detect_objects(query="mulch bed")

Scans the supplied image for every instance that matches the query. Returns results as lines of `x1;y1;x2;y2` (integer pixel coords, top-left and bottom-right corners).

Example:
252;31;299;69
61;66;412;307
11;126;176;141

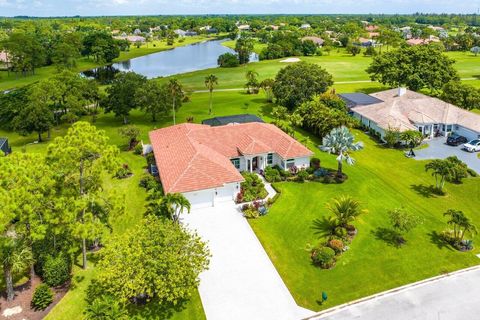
0;276;69;320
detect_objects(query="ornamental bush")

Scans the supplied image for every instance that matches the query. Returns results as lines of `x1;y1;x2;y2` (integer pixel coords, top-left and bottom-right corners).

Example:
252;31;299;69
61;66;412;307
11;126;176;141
297;169;309;182
31;284;54;310
311;246;336;269
43;254;71;287
240;172;268;202
264;166;282;183
328;239;345;254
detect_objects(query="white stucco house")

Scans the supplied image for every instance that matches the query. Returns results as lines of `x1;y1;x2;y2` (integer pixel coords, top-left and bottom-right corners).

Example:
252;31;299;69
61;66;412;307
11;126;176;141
348;88;480;141
149;122;313;209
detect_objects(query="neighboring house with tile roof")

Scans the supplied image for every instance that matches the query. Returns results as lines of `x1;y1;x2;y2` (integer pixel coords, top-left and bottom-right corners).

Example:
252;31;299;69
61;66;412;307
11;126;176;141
301;36;324;46
351;88;480;141
149;122;313;208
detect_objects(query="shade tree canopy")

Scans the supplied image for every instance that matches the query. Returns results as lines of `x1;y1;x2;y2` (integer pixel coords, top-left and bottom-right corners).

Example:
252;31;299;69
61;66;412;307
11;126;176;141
272;62;333;110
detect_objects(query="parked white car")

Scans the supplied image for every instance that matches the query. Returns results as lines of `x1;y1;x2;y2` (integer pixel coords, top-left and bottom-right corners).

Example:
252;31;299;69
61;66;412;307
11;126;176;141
463;139;480;152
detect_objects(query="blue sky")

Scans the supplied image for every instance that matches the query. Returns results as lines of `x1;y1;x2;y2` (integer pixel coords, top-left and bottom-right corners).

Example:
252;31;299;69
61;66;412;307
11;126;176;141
1;0;480;17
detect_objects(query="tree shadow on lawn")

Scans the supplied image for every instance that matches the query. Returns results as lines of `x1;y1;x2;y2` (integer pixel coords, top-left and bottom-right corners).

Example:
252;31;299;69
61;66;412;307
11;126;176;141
410;184;440;198
428;231;454;251
127;298;191;320
371;227;403;249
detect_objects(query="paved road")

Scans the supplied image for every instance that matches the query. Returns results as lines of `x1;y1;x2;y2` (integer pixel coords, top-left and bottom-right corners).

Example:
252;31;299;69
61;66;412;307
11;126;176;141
182;202;313;320
414;138;480;173
313;267;480;320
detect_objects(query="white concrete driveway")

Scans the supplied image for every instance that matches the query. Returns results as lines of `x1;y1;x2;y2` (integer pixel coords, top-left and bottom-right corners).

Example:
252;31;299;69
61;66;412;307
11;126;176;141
182;201;314;320
312;266;480;320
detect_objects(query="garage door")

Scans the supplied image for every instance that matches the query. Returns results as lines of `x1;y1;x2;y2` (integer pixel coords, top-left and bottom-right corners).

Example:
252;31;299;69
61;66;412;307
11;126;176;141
215;185;235;203
184;190;214;209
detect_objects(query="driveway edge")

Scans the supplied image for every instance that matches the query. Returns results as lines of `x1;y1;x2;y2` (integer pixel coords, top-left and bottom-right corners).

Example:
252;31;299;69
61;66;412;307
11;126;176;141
303;264;480;320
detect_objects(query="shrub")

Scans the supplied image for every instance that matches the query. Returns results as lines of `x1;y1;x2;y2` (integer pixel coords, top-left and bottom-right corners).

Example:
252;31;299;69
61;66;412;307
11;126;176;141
115;164;132;179
311;246;336;269
43;254;71;287
243;207;260;219
310;157;321;169
296;169;309;182
139;174;160;191
467;168;478;177
84;295;128;320
240;172;268;202
264;166;282;183
133;143;143;155
217;52;240;67
328;239;344;254
31;284;54;311
384;127;401;148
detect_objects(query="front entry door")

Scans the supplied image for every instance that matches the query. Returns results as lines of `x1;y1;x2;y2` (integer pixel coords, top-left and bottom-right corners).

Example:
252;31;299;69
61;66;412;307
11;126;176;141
252;157;258;170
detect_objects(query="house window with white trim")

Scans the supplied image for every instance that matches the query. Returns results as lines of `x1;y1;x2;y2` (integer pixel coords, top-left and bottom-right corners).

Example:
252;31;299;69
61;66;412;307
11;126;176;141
231;158;240;170
267;153;273;165
286;159;295;169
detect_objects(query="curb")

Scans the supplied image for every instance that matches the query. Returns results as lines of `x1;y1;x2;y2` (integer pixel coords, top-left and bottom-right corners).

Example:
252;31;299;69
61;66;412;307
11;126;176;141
302;264;480;320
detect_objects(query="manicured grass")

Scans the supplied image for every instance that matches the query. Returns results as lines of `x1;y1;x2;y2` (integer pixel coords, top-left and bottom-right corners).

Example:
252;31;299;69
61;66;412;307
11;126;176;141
249;130;480;311
165;49;480;92
0;35;214;91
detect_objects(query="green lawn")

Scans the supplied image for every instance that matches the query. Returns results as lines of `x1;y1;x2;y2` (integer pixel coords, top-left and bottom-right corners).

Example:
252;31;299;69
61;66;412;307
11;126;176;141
0;35;214;91
164;49;480;92
249;130;480;311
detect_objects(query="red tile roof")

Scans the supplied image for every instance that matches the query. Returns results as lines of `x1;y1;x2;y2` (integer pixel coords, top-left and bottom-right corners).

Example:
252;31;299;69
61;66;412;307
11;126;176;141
149;122;313;193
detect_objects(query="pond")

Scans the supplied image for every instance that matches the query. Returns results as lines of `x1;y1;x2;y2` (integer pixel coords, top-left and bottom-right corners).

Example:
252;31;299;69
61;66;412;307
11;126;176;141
82;39;258;83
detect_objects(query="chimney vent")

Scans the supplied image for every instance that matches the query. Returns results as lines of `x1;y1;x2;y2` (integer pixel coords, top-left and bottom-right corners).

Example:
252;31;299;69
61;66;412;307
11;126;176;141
398;87;407;96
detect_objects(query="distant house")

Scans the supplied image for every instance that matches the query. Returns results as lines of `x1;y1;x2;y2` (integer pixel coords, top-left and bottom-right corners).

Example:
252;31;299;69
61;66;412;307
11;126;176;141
0;138;11;155
356;37;375;47
202;114;264;126
0;51;9;63
174;29;187;37
429;26;448;38
350;88;480;141
114;35;146;43
365;25;379;32
237;24;251;31
399;26;412;39
301;36;324;46
406;36;440;46
185;31;198;36
133;28;142;35
300;23;311;29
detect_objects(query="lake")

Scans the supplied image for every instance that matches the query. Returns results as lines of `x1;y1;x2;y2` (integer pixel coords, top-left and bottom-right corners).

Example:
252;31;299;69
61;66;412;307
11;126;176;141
82;39;258;82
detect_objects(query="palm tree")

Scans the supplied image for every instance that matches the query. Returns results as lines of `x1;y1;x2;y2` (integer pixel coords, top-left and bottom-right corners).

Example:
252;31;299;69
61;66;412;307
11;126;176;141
0;237;33;301
320;126;363;176
166;79;184;125
204;74;218;115
326;195;366;229
425;159;453;191
245;70;259;94
260;78;275;102
459;216;477;242
164;193;191;224
146;192;191;224
444;209;477;243
444;209;464;241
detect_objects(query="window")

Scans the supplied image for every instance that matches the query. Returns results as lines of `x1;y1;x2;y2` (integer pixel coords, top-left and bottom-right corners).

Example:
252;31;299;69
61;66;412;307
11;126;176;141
418;126;423;134
231;158;240;170
447;125;453;132
286;159;295;169
267;153;273;165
